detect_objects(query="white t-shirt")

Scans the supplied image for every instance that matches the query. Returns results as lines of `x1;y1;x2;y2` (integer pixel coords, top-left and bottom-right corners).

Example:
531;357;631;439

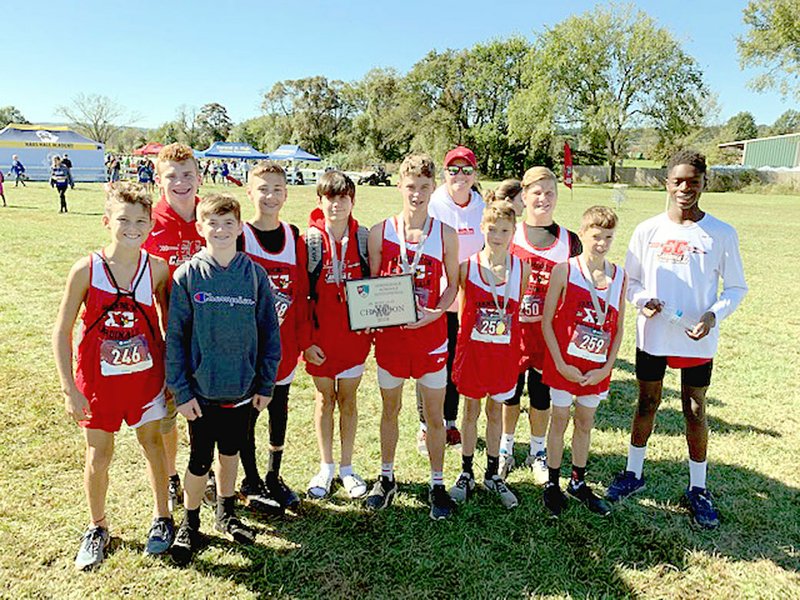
625;211;748;358
429;185;485;312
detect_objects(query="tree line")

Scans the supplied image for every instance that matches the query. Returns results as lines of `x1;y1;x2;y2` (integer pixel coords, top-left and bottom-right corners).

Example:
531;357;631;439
2;1;798;178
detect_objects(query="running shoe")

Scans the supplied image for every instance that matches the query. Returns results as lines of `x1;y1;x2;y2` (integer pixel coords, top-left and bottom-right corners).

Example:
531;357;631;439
449;471;476;503
543;482;568;518
144;517;175;555
567;480;611;516
364;476;398;512
75;525;110;571
265;473;301;510
483;475;519;509
215;514;256;545
429;484;456;520
605;471;646;503
525;450;549;485
239;479;283;515
681;487;720;530
171;522;201;566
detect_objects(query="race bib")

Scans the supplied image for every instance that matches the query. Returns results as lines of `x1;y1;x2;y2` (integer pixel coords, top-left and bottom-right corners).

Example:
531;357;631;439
414;286;430;309
471;308;512;345
273;290;293;327
100;334;153;376
519;293;543;323
566;324;610;363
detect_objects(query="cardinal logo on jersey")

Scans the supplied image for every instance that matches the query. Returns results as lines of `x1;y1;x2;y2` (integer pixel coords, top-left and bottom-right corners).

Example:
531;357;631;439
103;310;135;329
650;240;706;264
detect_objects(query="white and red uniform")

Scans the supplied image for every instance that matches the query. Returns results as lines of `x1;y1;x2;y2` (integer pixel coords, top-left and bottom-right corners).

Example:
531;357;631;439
453;253;524;399
625;212;748;360
142;196;204;279
242;221;311;384
543;258;626;396
374;216;448;379
511;224;573;372
75;250;166;433
304;208;371;379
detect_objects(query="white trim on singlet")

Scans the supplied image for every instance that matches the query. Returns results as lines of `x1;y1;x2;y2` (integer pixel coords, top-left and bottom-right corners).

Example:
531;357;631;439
512;223;571;263
384;216;444;261
241;221;297;265
90;249;153;305
566;257;625;312
467;254;523;302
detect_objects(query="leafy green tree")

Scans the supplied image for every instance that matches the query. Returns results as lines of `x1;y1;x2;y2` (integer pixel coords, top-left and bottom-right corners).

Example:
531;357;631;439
195;102;233;147
738;0;800;100
725;111;759;141
0;106;28;128
511;4;706;181
769;109;800;135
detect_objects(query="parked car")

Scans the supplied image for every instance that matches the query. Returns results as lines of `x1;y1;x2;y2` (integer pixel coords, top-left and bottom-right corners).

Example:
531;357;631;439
358;165;391;186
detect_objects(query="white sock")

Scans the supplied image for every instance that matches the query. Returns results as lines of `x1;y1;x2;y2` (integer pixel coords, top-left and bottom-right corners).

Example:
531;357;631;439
339;464;353;478
445;420;456;429
500;433;515;456
689;459;707;489
431;470;444;487
320;462;335;478
530;435;545;456
419;423;428;433
626;444;647;479
381;462;394;480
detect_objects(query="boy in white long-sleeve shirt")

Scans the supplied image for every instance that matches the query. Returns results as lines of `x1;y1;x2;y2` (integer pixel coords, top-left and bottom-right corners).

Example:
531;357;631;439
606;149;747;529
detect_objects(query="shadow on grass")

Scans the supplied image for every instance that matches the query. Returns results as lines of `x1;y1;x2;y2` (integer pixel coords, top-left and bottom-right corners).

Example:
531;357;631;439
173;456;800;598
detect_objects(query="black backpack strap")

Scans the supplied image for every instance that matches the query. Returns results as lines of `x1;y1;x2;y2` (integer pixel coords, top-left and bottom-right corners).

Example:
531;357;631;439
306;228;324;303
355;225;370;278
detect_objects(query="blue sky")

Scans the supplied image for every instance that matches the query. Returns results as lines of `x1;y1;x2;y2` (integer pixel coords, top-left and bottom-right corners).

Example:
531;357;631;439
2;0;794;129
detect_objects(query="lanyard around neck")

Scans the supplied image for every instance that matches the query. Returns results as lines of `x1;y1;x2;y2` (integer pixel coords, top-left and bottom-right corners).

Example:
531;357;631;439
396;216;431;276
483;252;512;316
577;257;611;327
325;225;349;286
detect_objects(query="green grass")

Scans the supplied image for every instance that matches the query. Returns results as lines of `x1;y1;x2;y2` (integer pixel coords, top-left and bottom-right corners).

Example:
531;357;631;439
1;181;798;598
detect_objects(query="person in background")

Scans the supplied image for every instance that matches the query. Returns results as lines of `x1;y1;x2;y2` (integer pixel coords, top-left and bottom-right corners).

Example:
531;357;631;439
10;155;26;187
51;156;74;213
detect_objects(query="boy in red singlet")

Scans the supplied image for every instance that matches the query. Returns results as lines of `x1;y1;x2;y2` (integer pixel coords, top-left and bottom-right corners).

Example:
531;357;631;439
450;200;530;510
500;167;582;484
541;206;626;518
142;143;205;511
364;154;460;520
303;171;372;501
53;182;173;570
236;161;308;512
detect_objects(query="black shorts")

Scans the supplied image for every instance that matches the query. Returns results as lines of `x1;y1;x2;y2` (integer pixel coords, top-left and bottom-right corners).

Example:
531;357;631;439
504;368;551;410
187;402;251;476
635;348;713;388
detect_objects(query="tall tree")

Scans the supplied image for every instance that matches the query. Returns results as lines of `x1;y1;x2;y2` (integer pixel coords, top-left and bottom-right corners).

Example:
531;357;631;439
769;109;800;135
195;103;233;146
56;93;130;144
0;106;28;128
510;5;707;181
725;111;759;141
738;0;800;100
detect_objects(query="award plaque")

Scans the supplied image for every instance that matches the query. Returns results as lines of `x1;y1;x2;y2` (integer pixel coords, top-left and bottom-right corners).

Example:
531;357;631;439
345;274;418;331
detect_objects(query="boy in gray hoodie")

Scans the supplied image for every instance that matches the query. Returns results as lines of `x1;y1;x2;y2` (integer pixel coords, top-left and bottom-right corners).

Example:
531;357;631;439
166;193;281;565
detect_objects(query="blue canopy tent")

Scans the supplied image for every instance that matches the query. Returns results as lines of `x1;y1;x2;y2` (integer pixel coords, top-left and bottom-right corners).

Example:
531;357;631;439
0;124;105;182
198;142;271;159
267;145;321;162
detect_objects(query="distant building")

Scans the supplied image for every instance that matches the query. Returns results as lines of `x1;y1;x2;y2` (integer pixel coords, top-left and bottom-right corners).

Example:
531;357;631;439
718;133;800;169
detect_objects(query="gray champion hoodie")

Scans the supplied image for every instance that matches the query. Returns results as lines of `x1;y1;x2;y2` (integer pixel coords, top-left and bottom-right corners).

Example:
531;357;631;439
166;248;281;406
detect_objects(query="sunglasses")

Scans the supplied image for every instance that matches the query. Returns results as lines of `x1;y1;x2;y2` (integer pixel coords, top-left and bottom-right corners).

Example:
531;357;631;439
446;165;475;176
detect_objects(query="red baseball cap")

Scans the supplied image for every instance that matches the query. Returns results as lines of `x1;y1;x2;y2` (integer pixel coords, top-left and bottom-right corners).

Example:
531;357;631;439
443;146;477;169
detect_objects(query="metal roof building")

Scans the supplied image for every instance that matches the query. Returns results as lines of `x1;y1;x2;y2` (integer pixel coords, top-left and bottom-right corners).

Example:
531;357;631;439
718;133;800;168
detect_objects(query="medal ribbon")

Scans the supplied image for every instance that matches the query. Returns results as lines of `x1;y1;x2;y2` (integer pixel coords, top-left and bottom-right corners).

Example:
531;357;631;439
577;257;610;327
485;253;512;317
396;216;431;276
325;225;349;287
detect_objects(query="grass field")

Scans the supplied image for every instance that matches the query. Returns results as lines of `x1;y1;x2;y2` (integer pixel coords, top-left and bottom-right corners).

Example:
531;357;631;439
0;180;798;599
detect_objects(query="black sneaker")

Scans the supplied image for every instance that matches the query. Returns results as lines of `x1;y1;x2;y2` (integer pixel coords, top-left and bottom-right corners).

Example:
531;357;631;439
265;473;301;511
681;487;720;530
171;523;201;566
429;484;456;521
605;470;645;503
543;482;568;518
567;480;611;517
215;514;256;545
203;471;217;508
168;476;183;512
239;479;283;516
364;476;397;512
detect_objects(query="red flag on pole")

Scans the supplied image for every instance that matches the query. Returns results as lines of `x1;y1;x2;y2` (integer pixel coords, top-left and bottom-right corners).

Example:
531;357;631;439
563;142;573;189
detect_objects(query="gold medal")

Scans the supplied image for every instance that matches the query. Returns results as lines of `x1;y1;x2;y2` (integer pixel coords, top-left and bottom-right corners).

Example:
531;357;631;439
495;320;506;335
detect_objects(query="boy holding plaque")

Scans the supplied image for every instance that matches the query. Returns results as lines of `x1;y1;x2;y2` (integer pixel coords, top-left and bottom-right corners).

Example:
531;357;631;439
365;154;460;520
449;200;530;510
540;206;626;518
303;171;372;501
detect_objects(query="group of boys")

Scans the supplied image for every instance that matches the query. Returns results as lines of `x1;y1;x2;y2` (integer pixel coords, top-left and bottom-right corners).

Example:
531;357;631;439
53;142;746;572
